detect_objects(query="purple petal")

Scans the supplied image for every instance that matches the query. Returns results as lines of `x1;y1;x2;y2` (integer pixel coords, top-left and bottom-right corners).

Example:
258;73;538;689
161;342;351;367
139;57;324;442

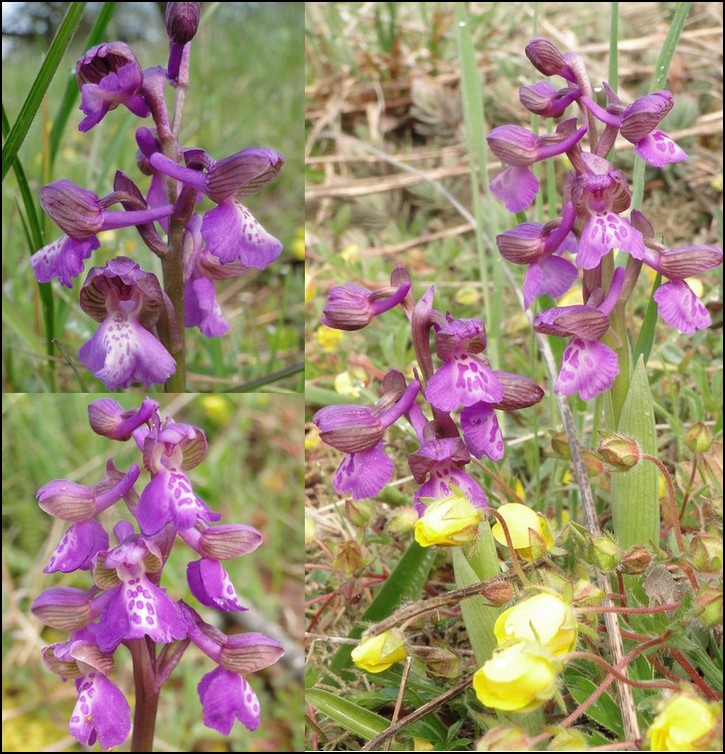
184;274;230;337
654;280;711;334
490;166;540;212
78;314;176;391
524;255;579;310
198;667;260;735
635;131;688;167
31;235;100;288
333;442;394;500
187;558;247;612
70;672;131;749
44;520;109;574
578;213;645;269
413;466;487;515
97;576;187;652
136;469;217;535
461;403;504;461
556;338;619;401
425;356;504;412
201;198;281;268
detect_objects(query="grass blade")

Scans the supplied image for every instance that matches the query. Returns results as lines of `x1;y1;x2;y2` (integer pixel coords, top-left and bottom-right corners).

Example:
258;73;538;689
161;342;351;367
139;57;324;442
225;362;304;392
2;2;87;180
632;273;662;366
49;2;118;166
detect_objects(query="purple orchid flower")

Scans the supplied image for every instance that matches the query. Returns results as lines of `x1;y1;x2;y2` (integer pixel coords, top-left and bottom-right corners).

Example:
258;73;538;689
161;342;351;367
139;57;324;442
78;257;176;390
76;42;150;132
314;377;421;499
425;318;504;412
409;438;487;514
198;667;262;734
496;202;579;309
150;148;284;268
134;414;219;534
165;3;200;82
534;267;625;400
322;267;412;331
187;558;247;612
487;120;587;211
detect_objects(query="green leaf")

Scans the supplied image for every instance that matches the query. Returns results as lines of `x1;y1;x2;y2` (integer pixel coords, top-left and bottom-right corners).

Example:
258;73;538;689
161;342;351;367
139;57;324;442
565;671;624;739
49;3;118;166
632;273;662;367
610;357;659;549
452;529;501;666
2;2;87;180
306;688;442;744
306;689;387;741
329;541;436;679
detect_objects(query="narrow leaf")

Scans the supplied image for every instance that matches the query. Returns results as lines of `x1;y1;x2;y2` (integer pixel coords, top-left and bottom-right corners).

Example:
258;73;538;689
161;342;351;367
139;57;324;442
632;273;662;366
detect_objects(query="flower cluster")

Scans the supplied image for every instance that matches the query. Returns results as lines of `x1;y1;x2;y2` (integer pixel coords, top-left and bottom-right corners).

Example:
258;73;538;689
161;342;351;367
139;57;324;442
473;592;577;712
312;267;544;542
30;3;284;390
32;398;283;750
489;37;722;401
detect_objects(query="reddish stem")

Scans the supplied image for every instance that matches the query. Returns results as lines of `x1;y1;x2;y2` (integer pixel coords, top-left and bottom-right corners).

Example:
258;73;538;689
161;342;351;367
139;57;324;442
578;602;680;615
642;453;684;554
668;649;722;701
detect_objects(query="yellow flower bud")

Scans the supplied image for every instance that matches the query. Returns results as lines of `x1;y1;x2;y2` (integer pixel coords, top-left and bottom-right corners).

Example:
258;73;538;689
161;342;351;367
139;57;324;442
351;629;407;674
648;694;721;752
473;642;557;712
414;494;482;548
491;503;554;561
494;592;578;657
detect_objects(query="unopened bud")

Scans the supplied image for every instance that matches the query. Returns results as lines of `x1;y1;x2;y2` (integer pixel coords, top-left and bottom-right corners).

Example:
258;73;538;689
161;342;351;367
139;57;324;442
423;647;461;679
572;579;604;606
525;38;569;78
692;587;723;628
165;2;200;45
477;726;531;751
332;540;365;577
620;545;653;575
684;422;713;454
345;499;373;527
588;535;621;571
597;431;641;470
689;534;723;573
480;579;515;606
387;506;419;536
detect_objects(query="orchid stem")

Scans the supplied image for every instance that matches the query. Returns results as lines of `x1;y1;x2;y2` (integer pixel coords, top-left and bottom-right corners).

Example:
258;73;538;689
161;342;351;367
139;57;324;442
128;638;160;752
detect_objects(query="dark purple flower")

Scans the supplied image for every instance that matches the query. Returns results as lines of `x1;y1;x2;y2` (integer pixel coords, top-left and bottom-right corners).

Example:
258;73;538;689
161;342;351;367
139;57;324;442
570;153;645;269
314;379;421;454
78;257;176;390
180;522;263;560
425;319;504;411
322;267;412;331
488;121;586;211
409;438;487;514
44;520;110;574
76;42;150;132
198;667;261;734
653;280;712;334
37;462;140;522
497;202;579;309
96;545;187;652
88;397;159;441
187;558;247;612
525;38;576;81
619;91;687;167
30;235;100;288
534;267;624;400
39;179;174;241
70;671;131;749
519;81;580;117
332;441;395;500
165;2;200;81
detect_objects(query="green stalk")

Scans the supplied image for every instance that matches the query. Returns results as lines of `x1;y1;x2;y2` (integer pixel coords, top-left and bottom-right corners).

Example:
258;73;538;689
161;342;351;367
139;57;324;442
608;3;619;90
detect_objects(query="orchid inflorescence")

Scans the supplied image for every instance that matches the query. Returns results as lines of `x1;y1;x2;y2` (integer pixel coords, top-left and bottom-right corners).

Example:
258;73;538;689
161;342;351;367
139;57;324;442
31;397;283;750
30;2;284;390
488;37;722;401
313;265;544;546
